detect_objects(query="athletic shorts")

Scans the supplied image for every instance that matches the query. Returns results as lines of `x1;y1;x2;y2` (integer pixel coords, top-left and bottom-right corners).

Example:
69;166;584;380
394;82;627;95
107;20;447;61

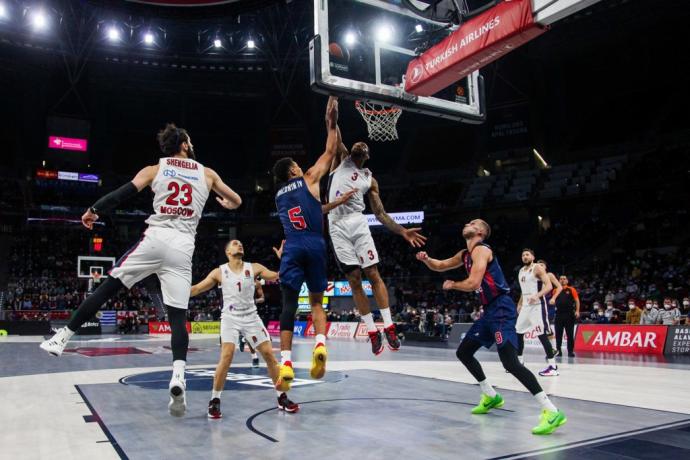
515;298;551;335
109;228;192;310
464;295;518;350
279;234;328;293
220;313;270;347
329;213;379;269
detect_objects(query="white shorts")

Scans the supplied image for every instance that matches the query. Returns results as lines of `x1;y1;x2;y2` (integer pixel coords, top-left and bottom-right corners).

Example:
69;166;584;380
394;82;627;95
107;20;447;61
329;213;379;269
516;299;551;335
220;313;270;348
109;228;193;310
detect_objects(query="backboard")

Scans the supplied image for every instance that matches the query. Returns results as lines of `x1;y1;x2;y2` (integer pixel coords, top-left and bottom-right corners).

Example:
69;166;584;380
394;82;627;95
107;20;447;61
77;256;116;279
310;0;485;122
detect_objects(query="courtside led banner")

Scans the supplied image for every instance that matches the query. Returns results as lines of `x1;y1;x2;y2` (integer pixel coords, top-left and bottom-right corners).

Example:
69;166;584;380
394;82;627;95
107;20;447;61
365;211;424;227
299;280;373;297
148;321;192;334
574;325;668;355
404;0;547;96
48;136;88;152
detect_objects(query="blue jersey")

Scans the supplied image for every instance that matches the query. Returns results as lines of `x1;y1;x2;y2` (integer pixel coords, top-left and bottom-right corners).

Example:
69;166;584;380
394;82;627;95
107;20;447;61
463;243;511;306
275;178;323;237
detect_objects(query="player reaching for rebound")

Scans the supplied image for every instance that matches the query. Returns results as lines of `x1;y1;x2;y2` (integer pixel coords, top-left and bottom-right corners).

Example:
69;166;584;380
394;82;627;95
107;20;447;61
190;239;299;417
40;124;242;417
270;96;340;387
416;219;566;435
326;125;426;355
516;249;558;376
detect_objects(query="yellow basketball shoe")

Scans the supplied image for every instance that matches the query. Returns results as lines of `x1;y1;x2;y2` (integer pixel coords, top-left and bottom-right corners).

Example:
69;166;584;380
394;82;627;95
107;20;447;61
275;362;294;392
310;344;328;379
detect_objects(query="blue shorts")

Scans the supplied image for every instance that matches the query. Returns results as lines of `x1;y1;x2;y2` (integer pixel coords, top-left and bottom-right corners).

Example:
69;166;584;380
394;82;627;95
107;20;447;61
279;234;328;293
464;295;518;350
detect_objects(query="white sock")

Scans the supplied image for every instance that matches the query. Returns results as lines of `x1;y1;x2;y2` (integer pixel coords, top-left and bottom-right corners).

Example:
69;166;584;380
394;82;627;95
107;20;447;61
479;380;497;398
380;308;393;328
534;391;557;412
280;350;292;364
547;358;556;367
362;313;377;332
251;353;258;360
315;334;326;346
172;360;186;380
212;390;222;399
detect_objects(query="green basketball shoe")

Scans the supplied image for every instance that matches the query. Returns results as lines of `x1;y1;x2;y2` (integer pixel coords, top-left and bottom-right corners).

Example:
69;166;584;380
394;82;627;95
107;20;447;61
471;393;505;414
532;409;567;435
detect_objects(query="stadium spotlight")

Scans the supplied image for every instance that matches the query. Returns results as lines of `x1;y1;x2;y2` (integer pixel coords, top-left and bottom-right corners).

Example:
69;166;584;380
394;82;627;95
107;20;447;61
375;23;393;43
247;39;255;49
107;27;120;42
213;38;222;48
144;32;154;45
344;31;356;46
0;4;7;19
533;148;550;169
415;24;423;33
30;9;48;31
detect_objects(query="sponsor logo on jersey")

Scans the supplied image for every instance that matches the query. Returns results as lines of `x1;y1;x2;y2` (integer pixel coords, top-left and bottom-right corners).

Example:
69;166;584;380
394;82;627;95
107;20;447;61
163;169;177;177
178;173;199;181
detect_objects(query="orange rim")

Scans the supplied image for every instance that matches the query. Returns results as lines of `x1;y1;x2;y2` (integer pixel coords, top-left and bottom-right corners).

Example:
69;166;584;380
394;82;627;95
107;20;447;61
355;100;401;116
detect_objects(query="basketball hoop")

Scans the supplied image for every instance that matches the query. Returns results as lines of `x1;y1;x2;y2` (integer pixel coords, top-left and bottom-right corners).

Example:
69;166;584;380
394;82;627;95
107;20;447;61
355;100;402;142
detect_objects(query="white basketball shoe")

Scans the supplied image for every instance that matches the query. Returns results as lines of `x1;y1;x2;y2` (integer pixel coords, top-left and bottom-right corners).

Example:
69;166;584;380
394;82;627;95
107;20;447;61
168;374;187;417
39;327;73;356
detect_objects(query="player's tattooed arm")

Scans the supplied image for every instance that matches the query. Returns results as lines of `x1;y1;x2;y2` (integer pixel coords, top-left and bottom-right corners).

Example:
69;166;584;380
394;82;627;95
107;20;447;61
190;268;222;297
329;125;350;173
306;96;340;186
442;246;491;292
321;188;358;214
416;250;464;272
252;263;279;282
369;178;426;247
207;167;242;210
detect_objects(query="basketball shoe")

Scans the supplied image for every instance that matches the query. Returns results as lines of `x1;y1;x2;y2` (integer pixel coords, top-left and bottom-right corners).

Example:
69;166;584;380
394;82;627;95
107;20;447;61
384;324;401;351
310;343;328;379
277;393;299;413
368;330;384;355
168;375;187;417
471;393;504;415
40;327;73;357
275;362;294;392
532;409;567;435
207;398;222;419
252;356;260;368
538;365;559;377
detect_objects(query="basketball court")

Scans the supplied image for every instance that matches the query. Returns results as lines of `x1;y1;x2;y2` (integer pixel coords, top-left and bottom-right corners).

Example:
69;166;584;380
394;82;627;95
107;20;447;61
1;335;689;459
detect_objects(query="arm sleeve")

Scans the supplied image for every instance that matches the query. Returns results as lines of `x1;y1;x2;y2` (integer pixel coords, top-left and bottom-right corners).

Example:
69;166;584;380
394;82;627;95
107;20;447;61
91;182;139;214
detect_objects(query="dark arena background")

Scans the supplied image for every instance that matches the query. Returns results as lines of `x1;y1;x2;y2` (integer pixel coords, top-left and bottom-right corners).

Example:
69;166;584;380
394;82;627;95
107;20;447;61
1;1;690;459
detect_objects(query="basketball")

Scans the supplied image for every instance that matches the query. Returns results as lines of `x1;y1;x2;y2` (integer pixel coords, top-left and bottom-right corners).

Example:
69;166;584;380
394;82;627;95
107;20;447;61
328;42;349;62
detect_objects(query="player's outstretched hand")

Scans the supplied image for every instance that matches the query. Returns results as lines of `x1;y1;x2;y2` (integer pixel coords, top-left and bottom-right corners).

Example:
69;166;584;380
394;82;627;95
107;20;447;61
415;251;429;261
402;227;427;248
442;280;456;291
335;188;358;206
81;208;99;230
272;240;285;260
326;97;339;126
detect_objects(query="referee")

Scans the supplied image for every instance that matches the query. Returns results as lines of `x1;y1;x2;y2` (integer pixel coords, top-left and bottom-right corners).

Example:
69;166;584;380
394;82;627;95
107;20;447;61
554;275;579;358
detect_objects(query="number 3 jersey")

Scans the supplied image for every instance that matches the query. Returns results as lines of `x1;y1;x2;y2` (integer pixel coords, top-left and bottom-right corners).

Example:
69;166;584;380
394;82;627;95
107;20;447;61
145;157;210;253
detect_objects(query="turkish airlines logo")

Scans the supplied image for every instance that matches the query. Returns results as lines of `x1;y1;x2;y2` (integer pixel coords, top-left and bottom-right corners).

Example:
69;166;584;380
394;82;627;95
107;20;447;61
410;65;424;84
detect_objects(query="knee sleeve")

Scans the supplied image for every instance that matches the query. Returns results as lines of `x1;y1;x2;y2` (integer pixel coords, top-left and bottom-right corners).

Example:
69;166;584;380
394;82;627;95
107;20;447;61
498;344;543;395
280;286;299;331
455;339;485;382
167;305;188;362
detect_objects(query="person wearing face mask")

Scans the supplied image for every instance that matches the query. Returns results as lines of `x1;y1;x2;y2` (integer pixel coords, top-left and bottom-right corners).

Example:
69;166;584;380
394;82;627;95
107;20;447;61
683;298;690;314
640;300;659;325
604;302;615;320
595;308;609;324
624;300;642;325
657;298;680;325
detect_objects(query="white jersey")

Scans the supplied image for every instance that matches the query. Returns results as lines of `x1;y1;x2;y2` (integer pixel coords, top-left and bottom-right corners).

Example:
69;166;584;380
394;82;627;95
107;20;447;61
219;262;256;317
145;157;209;251
328;157;373;219
519;264;542;304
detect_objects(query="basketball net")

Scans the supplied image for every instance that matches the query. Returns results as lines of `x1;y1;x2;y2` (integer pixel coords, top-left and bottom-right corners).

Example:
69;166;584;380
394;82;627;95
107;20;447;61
355;100;402;142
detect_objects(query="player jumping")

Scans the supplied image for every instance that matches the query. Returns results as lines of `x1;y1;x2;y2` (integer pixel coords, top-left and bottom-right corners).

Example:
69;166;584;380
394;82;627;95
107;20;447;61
416;219;566;435
190;239;300;417
326;126;426;355
270;96;340;387
40;124;242;417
